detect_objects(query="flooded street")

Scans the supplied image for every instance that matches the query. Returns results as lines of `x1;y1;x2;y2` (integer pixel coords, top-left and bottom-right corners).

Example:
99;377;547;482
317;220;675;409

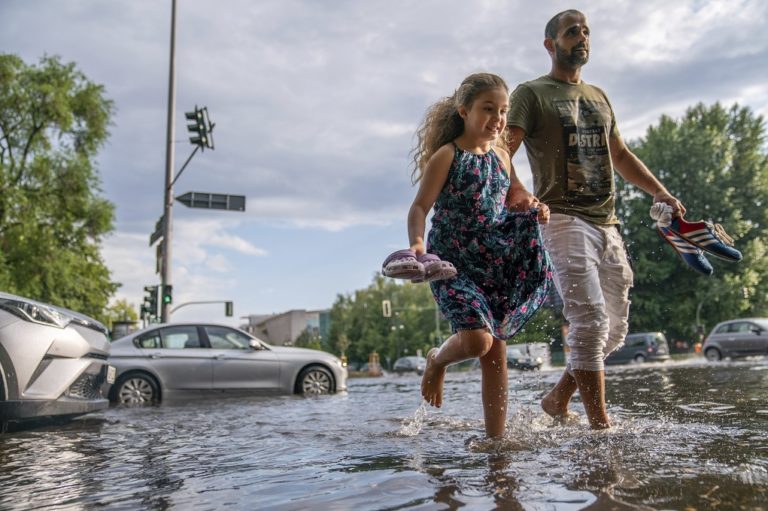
1;357;766;510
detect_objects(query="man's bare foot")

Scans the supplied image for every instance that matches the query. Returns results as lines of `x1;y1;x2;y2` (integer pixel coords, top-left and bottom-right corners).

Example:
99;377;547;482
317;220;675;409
541;391;571;421
587;416;611;430
421;348;446;408
541;391;568;417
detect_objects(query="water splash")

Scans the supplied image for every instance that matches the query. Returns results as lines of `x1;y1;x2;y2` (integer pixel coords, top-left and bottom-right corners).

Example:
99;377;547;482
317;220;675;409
398;402;428;436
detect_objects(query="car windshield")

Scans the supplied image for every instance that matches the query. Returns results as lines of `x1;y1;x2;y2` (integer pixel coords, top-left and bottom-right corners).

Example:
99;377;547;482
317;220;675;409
753;319;768;330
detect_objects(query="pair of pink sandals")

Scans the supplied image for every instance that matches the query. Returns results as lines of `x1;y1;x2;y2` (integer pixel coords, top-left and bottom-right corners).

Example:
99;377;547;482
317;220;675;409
381;249;457;283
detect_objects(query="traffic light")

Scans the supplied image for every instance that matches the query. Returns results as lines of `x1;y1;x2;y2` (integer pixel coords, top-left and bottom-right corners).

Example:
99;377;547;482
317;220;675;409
185;106;214;151
143;285;158;319
162;284;173;305
225;301;233;317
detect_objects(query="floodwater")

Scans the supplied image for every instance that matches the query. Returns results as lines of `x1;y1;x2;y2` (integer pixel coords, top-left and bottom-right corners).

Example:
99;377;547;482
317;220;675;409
1;358;766;510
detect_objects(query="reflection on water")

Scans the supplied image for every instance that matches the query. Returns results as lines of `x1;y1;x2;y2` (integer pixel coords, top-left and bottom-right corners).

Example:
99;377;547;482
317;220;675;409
0;357;766;510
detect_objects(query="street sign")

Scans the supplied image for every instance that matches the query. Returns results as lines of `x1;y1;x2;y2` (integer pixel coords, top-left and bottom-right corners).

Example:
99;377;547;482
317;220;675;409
149;215;166;246
176;192;246;211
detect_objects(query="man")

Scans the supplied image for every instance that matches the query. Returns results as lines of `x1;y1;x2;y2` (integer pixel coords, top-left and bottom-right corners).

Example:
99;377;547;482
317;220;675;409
505;9;685;428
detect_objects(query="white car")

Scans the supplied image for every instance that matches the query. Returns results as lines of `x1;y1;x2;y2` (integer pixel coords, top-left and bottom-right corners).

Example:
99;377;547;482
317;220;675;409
0;292;114;432
107;323;348;404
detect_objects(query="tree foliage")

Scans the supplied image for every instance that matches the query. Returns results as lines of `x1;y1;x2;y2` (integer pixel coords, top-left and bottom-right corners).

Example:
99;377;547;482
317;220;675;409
0;54;118;321
617;103;768;341
325;275;445;368
103;299;139;331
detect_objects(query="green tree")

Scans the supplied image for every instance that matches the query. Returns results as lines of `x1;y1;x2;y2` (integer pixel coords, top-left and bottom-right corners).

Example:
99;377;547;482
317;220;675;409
294;328;323;351
0;54;118;321
327;274;449;369
103;299;138;331
617;103;768;341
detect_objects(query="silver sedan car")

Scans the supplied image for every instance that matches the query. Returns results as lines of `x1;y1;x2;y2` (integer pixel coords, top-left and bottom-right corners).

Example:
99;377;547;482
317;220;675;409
703;318;768;361
108;323;348;404
0;292;114;431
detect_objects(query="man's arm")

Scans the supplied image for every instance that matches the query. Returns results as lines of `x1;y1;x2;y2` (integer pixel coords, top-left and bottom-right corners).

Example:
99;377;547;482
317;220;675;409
505;126;539;211
609;134;686;217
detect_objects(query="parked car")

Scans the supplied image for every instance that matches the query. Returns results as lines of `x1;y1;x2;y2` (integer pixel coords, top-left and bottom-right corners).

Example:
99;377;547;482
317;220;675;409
393;356;427;375
702;318;768;361
506;347;543;371
604;332;671;365
107;323;348;404
0;292;114;431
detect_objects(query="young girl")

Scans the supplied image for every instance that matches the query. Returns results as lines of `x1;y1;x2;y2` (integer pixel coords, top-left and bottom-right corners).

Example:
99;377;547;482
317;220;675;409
406;73;552;438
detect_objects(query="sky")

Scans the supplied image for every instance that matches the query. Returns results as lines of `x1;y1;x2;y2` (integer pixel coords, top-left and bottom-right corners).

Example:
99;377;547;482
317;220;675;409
1;0;767;327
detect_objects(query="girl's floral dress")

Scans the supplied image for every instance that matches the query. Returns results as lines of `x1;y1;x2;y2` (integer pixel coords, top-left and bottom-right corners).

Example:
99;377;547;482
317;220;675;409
427;144;553;339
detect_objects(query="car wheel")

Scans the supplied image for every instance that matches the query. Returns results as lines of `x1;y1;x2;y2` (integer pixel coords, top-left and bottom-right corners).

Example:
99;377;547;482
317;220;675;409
705;348;722;361
114;373;159;405
297;366;334;395
633;354;646;364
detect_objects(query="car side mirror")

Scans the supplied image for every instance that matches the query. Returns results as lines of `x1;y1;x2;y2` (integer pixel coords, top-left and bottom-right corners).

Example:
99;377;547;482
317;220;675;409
249;339;263;350
751;327;764;335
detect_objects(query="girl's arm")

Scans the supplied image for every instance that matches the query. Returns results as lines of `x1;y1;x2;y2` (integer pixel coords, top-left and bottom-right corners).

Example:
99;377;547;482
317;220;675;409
407;144;454;255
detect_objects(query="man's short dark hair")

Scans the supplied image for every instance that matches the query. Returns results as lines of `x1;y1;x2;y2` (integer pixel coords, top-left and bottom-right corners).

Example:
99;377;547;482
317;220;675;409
545;9;584;39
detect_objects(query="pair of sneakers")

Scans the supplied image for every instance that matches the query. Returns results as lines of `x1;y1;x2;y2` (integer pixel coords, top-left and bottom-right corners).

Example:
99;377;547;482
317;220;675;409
652;203;742;276
381;249;457;283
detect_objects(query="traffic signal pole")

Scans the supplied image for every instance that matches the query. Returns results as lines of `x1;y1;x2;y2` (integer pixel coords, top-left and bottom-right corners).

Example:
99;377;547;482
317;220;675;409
161;0;177;323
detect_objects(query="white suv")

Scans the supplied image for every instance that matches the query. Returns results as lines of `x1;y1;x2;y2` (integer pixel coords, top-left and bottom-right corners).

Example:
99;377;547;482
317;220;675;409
0;292;115;432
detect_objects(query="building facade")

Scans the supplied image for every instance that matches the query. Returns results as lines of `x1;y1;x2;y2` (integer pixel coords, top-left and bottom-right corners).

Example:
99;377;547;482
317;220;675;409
241;309;330;346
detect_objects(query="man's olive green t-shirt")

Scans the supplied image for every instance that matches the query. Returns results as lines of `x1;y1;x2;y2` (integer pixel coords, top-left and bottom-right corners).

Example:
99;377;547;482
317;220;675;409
508;75;620;225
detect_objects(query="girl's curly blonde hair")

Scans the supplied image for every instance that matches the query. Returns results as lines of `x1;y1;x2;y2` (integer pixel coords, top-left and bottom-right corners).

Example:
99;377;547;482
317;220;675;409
410;72;509;184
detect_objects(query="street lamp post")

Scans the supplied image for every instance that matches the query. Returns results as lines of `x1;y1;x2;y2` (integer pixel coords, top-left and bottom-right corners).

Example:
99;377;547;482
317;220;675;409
392;323;404;359
160;0;178;323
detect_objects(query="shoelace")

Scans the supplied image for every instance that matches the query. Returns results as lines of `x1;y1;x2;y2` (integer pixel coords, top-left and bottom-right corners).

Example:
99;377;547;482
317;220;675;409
709;222;735;246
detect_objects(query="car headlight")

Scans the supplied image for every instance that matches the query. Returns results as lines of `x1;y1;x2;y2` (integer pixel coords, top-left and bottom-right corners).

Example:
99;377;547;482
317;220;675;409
0;297;72;329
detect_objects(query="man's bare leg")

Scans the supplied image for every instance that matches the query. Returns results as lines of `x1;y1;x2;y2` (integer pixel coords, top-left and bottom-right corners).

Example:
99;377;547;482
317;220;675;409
572;369;611;429
421;329;493;408
479;338;508;438
541;369;577;419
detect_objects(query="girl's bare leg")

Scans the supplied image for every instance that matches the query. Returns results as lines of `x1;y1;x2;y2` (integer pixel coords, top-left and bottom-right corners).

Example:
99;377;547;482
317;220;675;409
421;329;493;408
479;338;508;438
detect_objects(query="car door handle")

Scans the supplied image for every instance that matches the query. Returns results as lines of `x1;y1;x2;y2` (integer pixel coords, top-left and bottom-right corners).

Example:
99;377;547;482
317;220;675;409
213;354;226;360
149;352;162;359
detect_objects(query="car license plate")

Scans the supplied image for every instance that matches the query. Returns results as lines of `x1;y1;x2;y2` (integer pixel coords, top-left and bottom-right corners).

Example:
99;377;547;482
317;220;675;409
106;365;116;384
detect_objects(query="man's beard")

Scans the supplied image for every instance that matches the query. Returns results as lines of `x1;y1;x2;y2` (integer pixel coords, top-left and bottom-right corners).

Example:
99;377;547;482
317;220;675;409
555;43;589;68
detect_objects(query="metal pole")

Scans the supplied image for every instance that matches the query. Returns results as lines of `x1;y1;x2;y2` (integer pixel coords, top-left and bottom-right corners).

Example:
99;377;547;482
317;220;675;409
161;0;177;323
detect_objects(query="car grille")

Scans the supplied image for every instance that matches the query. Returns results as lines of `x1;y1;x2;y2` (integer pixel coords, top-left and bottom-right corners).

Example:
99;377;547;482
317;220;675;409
67;370;106;400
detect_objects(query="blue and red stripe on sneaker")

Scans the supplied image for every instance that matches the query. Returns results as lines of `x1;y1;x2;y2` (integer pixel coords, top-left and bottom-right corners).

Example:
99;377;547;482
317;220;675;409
668;218;742;262
656;226;714;276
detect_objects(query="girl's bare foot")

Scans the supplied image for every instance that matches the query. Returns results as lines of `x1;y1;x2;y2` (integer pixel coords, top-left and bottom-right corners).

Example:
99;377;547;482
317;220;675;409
421;348;446;407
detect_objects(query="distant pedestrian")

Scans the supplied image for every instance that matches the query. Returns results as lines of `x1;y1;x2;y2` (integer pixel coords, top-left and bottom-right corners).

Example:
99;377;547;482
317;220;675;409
393;72;553;438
